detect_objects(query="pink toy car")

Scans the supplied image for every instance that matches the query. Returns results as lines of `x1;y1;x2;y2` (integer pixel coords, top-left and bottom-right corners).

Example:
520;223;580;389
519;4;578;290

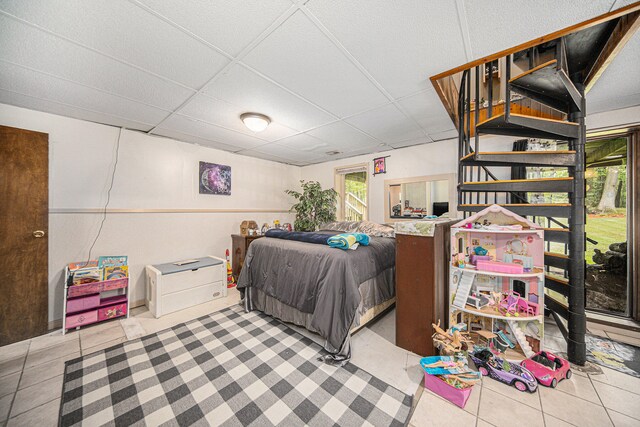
521;351;572;388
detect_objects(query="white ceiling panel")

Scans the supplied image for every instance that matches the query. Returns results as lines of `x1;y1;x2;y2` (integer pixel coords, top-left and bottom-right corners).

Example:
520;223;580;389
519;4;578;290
150;127;243;153
305;120;380;150
588;32;640;113
0;61;170;126
135;0;293;57
156;115;267;151
0;0;229;89
245;142;325;163
242;10;389;117
235;148;298;165
398;88;456;134
0;89;154;131
345;103;426;144
306;0;468;98
463;0;615;59
0;15;194;111
203;64;335;132
275;133;333;154
389;137;432;149
179;94;298;142
429;128;459;142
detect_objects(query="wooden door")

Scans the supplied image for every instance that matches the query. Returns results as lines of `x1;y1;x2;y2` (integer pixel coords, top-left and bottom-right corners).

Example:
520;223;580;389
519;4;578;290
0;125;49;345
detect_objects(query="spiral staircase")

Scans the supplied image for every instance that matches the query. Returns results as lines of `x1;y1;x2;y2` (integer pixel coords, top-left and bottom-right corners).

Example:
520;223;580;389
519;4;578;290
431;3;640;364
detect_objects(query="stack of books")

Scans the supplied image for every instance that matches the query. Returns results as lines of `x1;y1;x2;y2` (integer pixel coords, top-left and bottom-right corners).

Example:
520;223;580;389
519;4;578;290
68;256;128;285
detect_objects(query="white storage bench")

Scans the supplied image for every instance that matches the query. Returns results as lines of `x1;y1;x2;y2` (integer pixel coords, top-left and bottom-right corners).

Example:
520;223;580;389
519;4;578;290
145;256;226;318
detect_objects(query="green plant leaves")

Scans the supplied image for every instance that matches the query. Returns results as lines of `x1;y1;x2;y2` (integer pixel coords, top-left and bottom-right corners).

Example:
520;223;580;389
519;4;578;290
286;180;337;231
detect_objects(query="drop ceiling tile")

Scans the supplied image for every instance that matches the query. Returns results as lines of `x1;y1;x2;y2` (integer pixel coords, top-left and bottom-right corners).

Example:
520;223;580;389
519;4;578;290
0;0;230;89
305;120;380;150
242;10;389;117
588;31;640;113
397;88;455;134
0;61;170;125
345;103;426;143
429;128;459;142
305;0;468;98
0;15;194;111
389;136;432;149
0;89;153;131
203;64;335;132
159;115;267;150
150;128;242;153
275;133;333;153
463;0;614;58
238;149;300;165
180;93;298;142
136;0;294;56
249;141;326;163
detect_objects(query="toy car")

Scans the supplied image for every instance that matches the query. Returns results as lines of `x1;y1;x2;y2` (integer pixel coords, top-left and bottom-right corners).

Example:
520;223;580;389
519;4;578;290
521;351;572;388
470;348;538;392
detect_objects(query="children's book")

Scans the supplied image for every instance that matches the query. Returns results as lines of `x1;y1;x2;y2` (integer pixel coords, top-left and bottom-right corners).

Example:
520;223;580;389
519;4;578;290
103;265;129;281
68;260;98;271
98;256;128;268
72;267;102;285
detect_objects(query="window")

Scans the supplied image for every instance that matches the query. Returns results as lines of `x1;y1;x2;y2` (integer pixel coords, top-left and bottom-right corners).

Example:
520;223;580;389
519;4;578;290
335;164;368;221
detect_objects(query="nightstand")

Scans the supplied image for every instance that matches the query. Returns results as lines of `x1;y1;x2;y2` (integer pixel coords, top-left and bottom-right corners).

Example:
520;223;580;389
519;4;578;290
231;234;264;280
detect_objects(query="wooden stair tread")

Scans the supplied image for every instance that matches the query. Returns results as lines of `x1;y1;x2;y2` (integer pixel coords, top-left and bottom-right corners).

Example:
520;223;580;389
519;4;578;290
542;228;570;233
546;293;569;309
509;59;558;82
546;274;569;285
477;113;578;128
545;252;570;259
463;177;573;185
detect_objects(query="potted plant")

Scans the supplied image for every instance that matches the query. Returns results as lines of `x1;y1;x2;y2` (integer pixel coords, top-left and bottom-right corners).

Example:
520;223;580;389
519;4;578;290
285;180;338;231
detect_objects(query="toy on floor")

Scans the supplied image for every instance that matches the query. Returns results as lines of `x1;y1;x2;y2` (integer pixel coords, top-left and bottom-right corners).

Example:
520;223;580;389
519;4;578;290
431;321;474;355
225;249;236;288
470;348;538;392
521;351;572;388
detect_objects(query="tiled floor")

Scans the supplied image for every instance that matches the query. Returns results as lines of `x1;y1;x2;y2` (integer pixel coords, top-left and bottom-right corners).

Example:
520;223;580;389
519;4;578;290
1;289;640;427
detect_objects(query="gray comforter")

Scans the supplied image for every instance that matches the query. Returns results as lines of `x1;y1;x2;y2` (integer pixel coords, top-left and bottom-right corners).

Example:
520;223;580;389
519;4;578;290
237;234;395;356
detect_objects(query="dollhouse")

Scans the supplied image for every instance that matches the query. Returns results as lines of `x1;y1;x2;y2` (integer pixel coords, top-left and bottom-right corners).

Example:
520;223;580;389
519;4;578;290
449;205;545;360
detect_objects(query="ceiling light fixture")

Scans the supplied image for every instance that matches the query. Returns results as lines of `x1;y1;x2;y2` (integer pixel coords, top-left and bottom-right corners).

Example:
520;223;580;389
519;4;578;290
240;113;270;133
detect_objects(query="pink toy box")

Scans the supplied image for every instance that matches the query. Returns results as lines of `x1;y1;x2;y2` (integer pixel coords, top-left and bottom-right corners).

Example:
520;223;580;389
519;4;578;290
476;260;524;274
423;373;474;408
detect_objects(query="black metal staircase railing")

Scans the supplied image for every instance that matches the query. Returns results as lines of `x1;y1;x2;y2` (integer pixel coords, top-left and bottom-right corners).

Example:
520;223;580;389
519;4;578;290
455;46;587;364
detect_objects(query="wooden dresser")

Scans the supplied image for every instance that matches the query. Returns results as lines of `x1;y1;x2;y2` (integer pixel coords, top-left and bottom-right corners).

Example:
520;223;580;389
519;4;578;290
231;234;264;280
395;220;455;356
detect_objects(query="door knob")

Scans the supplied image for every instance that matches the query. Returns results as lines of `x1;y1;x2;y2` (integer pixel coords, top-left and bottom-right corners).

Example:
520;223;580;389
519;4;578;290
33;230;45;238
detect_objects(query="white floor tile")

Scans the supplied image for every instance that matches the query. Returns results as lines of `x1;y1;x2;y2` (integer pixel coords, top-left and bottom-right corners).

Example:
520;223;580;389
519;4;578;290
0;356;25;378
590;366;640;396
80;323;125;350
28;331;78;353
9;375;62;418
461;383;482;416
540;385;612;427
24;341;80;369
0;393;13;422
367;309;395;345
82;337;127;356
592;380;640;420
6;398;59;427
607;409;640;427
19;352;80;390
543;414;575;426
554;372;601;404
0;342;29;364
478;388;544;427
480;376;541;410
409;389;477;427
476;420;495;427
0;373;20;399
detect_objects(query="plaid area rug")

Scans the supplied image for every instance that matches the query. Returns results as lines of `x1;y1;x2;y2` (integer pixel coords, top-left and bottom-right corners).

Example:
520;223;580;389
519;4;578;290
59;306;412;426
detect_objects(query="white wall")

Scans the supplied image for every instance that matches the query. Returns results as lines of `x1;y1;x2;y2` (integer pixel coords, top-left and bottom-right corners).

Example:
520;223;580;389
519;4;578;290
0;103;300;324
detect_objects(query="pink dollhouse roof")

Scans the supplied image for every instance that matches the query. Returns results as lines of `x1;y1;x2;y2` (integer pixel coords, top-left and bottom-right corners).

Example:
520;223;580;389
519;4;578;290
452;204;542;229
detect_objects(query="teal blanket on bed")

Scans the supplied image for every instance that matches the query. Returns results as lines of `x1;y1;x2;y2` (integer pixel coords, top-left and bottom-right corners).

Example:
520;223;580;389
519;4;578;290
327;233;370;250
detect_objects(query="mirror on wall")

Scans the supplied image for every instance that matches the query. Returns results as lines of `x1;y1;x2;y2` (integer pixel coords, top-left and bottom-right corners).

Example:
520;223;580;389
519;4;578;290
384;174;456;222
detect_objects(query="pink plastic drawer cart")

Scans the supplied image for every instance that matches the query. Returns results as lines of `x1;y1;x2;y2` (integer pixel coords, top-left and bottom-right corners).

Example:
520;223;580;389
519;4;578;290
62;258;130;334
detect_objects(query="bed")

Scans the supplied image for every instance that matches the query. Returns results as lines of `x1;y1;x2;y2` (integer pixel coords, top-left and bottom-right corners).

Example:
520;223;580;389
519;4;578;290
237;221;396;364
